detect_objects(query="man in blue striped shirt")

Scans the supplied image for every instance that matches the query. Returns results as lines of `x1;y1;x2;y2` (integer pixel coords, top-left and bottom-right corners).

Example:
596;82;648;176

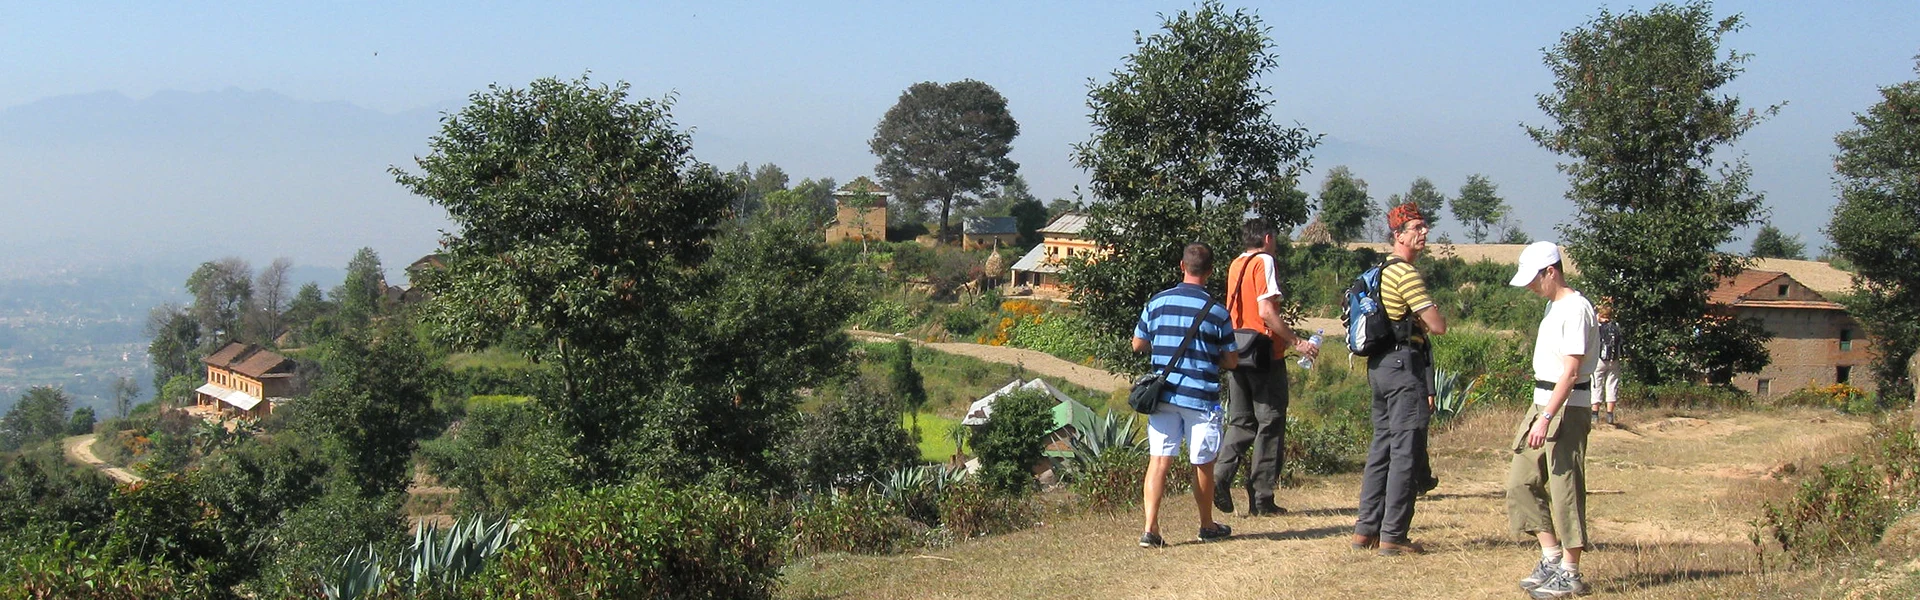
1131;242;1237;547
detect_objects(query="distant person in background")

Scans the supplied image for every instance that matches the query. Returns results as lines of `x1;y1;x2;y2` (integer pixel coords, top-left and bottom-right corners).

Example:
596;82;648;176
1594;304;1625;425
1351;202;1446;556
1505;241;1599;599
1214;219;1318;517
1132;242;1237;548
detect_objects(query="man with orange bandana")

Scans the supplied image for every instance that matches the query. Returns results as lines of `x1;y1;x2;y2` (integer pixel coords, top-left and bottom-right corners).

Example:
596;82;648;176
1351;202;1447;556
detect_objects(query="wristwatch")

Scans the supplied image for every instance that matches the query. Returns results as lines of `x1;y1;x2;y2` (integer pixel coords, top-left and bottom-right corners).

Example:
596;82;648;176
1540;412;1555;422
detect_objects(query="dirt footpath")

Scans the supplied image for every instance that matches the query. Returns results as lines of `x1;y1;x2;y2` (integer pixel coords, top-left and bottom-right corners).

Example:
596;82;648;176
63;434;143;484
849;329;1128;393
782;408;1874;599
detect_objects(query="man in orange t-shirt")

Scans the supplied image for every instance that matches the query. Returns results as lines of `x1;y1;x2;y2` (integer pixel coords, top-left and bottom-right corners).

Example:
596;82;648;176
1212;219;1319;516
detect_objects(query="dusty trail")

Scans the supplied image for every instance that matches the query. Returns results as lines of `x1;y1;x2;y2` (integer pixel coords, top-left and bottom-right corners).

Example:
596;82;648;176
62;434;144;485
782;408;1873;599
849;329;1128;393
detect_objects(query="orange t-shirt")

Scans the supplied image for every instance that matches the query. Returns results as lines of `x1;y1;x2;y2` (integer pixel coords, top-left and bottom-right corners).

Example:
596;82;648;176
1227;251;1283;350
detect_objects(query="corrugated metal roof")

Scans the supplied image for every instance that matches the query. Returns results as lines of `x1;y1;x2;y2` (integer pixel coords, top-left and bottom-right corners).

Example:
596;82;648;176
1038;213;1089;235
196;382;263;411
964;216;1019;235
1009;244;1054;274
961;379;1079;427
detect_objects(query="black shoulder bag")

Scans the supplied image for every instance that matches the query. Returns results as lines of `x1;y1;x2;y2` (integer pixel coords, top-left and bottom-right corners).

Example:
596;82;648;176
1230;254;1273;371
1129;296;1221;414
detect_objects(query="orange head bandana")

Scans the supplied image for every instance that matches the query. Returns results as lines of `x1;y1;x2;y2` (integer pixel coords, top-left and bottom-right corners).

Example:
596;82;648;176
1388;202;1423;232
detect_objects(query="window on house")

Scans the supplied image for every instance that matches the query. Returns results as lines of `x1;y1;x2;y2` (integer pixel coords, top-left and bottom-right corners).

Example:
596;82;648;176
1777;284;1789;297
1757;379;1772;396
1840;328;1853;352
1837;366;1852;384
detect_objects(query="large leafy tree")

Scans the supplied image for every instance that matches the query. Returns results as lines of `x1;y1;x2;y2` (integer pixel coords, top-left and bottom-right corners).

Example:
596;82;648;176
1828;59;1920;404
395;77;858;490
186;257;253;345
1065;1;1319;369
870;79;1021;243
1;386;72;451
1749;224;1807;259
297;327;436;496
146;303;202;393
1317;166;1372;244
332;248;385;328
1527;1;1776;383
1451;174;1509;243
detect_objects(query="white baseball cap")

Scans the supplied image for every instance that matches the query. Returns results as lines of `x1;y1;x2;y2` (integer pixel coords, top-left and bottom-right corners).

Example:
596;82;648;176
1509;241;1562;287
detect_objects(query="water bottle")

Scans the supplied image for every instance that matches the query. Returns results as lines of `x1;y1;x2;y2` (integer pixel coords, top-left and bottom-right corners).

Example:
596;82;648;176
1298;329;1324;370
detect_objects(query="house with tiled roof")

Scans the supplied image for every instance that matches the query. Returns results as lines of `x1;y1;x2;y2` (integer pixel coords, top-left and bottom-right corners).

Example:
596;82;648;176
1010;213;1098;293
1709;270;1871;398
196;342;297;418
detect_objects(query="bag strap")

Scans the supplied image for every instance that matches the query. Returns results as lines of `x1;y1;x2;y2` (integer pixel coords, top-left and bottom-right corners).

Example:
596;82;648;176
1227;252;1268;327
1158;296;1220;377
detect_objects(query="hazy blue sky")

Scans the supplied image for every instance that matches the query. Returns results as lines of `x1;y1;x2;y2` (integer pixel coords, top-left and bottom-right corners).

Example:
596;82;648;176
3;1;1916;274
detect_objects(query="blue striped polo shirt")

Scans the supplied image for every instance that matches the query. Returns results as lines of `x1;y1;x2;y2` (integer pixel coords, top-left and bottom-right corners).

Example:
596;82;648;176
1132;283;1233;411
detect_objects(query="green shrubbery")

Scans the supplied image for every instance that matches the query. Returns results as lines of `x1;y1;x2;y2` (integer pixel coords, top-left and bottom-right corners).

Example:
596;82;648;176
782;380;919;491
971;390;1054;494
473;481;782;600
788;488;931;556
1762;417;1920;563
0;534;212;600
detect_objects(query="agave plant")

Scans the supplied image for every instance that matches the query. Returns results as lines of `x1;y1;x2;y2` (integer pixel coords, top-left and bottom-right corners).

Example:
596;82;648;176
322;544;387;600
1067;412;1146;474
404;513;520;591
1432;368;1482;427
321;514;520;600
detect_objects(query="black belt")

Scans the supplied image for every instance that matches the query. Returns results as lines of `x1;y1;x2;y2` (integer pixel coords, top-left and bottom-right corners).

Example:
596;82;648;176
1534;380;1590;391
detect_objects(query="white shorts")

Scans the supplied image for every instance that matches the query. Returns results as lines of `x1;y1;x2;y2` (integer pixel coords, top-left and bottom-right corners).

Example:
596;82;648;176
1147;403;1223;465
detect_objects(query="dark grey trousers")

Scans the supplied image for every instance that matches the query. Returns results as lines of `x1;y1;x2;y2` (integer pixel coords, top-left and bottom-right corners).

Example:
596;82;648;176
1354;348;1430;544
1213;365;1289;505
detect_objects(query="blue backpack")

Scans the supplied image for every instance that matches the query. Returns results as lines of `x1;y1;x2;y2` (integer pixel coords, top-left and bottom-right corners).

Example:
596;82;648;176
1342;257;1403;357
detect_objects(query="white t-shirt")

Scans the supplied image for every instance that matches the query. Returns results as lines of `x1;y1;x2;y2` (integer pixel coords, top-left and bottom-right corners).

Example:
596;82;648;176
1532;291;1600;408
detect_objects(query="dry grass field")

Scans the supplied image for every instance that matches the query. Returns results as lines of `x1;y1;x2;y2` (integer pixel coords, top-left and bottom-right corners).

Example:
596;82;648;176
780;406;1918;599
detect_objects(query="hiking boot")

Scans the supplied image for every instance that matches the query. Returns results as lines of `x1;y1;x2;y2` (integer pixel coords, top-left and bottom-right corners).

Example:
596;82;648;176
1138;531;1167;548
1417;475;1440;496
1349;534;1379;550
1249;500;1288;516
1519;557;1561;591
1606;411;1617;425
1377;540;1425;556
1212;486;1234;515
1198;523;1232;542
1528;567;1590;598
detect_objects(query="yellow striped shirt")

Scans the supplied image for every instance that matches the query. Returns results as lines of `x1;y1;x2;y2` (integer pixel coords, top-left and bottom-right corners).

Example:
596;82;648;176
1381;260;1434;346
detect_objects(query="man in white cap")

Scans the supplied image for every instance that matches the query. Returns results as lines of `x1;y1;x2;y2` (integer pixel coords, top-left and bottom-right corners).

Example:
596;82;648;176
1504;241;1599;599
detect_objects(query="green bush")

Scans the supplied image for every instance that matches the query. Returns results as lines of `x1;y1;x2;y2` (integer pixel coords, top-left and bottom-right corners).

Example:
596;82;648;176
0;534;212;600
853;298;919;332
1764;460;1896;562
473;480;782;600
941;306;989;337
1069;447;1147;512
936;478;1037;539
1762;417;1920;563
1284;416;1365;481
972;390;1055;494
418;402;574;515
782;379;918;492
1006;310;1102;363
788;489;928;556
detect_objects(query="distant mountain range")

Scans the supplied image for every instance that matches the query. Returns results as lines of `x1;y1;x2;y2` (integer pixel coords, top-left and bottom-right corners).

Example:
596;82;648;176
0;88;455;280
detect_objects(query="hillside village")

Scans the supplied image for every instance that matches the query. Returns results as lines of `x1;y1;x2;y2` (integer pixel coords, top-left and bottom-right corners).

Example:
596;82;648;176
3;2;1919;599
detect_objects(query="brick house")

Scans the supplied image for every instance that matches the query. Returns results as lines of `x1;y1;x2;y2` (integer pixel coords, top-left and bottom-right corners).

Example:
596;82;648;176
961;216;1020;250
827;177;889;244
195;342;297;418
1009;213;1097;293
1710;270;1873;398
